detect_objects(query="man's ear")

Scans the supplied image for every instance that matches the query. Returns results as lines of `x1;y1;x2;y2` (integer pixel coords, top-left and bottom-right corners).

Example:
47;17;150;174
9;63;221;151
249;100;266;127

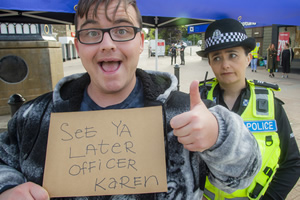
140;32;145;54
74;38;80;56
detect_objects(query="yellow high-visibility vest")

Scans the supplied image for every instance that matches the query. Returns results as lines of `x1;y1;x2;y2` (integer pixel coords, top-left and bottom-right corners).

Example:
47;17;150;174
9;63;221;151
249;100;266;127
251;46;259;59
200;79;281;200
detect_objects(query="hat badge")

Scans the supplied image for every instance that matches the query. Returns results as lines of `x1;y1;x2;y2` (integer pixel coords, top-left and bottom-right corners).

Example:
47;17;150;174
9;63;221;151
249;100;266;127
212;29;222;40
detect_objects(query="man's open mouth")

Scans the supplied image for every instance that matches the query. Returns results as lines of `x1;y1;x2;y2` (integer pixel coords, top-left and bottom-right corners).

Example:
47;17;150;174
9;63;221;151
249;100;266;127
99;61;121;72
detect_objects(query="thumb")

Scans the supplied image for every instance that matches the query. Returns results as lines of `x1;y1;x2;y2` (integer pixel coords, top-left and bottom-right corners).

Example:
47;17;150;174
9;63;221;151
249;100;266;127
190;80;202;110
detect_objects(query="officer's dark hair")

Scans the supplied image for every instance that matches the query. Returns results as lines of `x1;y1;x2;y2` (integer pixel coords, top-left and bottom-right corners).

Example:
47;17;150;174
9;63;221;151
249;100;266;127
243;46;252;55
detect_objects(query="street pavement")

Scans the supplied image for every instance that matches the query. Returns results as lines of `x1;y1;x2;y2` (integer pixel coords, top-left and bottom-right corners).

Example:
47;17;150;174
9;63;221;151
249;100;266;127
1;45;300;199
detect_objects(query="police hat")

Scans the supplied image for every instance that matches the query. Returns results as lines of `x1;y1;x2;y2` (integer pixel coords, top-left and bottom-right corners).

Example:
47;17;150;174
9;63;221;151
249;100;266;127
196;18;256;57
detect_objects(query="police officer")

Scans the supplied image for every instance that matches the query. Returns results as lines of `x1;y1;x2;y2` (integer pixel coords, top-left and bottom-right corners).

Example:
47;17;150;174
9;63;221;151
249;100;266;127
197;18;300;200
179;42;185;65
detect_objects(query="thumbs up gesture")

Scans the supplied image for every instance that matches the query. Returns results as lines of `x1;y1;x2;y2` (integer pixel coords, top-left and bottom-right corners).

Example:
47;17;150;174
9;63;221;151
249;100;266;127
170;80;219;152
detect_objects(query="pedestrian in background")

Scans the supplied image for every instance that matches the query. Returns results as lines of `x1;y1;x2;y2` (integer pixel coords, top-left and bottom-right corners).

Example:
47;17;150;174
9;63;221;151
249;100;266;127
169;43;177;65
280;43;294;78
179;41;185;65
267;43;277;78
251;41;259;72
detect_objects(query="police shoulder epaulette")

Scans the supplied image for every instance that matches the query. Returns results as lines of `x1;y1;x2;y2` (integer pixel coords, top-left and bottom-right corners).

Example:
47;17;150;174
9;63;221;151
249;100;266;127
252;79;280;91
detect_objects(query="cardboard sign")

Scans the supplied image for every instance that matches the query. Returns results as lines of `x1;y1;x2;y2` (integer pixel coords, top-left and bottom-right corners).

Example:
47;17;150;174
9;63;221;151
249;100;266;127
43;106;167;198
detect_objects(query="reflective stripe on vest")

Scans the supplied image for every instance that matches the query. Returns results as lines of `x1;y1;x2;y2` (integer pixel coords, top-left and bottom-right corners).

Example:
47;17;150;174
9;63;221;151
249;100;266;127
200;80;281;200
204;189;248;200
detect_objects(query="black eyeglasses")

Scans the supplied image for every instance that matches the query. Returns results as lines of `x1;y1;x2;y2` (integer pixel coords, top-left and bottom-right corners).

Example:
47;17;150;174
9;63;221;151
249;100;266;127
76;26;142;44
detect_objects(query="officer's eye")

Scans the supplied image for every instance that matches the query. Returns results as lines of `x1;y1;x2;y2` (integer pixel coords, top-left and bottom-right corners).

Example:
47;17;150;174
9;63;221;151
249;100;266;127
230;53;237;58
212;56;221;61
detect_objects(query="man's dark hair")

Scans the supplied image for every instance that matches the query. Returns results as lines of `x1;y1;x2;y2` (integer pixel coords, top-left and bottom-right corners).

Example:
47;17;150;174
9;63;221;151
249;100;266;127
74;0;142;31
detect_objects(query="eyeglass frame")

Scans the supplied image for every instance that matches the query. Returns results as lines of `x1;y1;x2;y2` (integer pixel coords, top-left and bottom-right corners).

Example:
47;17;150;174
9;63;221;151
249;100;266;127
76;26;142;45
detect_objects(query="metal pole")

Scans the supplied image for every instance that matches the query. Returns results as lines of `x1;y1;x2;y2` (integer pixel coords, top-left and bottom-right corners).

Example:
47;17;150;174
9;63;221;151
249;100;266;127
155;27;158;71
155;16;159;71
174;64;180;91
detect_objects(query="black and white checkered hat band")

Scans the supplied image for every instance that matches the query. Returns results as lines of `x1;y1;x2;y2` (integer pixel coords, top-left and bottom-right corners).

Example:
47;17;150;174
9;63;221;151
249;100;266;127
205;32;248;49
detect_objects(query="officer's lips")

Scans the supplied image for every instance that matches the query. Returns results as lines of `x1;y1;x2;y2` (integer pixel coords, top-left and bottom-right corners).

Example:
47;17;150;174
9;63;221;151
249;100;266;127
221;72;234;76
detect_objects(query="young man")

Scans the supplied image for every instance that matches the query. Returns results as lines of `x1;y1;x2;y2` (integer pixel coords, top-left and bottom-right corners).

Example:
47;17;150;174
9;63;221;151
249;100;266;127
0;2;261;199
198;18;300;200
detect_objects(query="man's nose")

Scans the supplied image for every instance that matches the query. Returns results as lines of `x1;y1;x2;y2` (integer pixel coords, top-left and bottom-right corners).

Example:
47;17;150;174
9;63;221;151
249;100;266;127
100;32;116;51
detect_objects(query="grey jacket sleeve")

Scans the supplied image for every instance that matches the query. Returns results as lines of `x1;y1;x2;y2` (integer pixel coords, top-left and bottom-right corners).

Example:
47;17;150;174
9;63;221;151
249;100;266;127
0;130;27;192
200;105;262;194
0;165;26;192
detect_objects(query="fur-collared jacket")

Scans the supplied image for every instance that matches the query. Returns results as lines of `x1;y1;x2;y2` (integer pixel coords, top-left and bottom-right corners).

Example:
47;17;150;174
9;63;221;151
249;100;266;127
0;69;261;200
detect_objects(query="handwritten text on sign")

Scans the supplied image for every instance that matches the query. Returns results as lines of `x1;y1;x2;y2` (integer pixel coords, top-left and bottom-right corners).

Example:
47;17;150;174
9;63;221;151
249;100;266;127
43;106;167;198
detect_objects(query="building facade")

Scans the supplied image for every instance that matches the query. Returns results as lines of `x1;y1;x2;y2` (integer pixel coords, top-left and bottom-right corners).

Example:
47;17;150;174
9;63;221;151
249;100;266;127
52;24;78;62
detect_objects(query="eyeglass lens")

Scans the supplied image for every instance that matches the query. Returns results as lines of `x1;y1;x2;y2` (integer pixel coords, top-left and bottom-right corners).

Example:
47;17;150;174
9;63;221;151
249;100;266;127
78;26;138;44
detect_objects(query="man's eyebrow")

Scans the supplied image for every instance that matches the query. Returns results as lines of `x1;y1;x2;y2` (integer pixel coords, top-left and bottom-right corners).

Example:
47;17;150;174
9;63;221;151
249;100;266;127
79;18;135;30
113;18;134;26
79;19;99;29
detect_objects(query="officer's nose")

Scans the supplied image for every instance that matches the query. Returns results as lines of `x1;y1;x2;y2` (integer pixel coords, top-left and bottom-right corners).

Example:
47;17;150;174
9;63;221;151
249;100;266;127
221;58;230;69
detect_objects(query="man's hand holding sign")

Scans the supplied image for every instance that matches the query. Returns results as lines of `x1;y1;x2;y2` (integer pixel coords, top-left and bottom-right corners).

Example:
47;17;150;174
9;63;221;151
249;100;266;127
0;182;49;200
